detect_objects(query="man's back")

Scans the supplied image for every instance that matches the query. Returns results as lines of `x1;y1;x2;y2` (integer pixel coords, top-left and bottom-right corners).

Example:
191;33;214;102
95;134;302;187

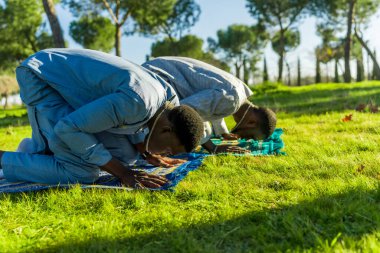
20;48;170;110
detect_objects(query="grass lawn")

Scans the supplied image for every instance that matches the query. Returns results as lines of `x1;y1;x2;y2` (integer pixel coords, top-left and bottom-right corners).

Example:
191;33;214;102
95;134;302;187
0;82;379;252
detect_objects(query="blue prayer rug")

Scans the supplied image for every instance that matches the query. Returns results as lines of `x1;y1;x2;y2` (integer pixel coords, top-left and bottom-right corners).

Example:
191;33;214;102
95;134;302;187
0;128;284;193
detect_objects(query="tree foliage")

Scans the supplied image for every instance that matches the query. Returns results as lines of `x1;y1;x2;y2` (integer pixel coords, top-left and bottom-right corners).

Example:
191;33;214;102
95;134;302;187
271;29;300;56
151;34;229;71
208;24;268;81
138;0;201;40
246;0;309;82
70;15;115;52
311;0;380;82
62;0;176;56
0;0;54;70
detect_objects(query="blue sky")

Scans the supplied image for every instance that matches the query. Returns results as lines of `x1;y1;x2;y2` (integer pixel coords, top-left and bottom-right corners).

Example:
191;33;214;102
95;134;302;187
55;0;380;80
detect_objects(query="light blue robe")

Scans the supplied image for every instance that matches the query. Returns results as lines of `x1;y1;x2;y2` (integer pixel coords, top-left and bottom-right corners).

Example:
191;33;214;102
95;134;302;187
1;49;178;184
142;56;253;136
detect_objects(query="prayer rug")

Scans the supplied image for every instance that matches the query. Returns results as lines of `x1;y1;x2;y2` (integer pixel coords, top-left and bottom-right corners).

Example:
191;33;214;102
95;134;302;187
0;128;284;193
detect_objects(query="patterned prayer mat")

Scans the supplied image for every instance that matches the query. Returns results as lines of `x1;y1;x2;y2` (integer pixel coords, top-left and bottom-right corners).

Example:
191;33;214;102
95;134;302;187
0;128;284;193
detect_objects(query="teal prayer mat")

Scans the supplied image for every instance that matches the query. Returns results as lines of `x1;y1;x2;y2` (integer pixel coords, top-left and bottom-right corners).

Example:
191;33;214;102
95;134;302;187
197;128;285;156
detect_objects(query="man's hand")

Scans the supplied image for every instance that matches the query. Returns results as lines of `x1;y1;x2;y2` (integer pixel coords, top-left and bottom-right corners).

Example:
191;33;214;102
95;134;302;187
121;169;168;189
100;157;169;189
221;133;240;140
214;144;250;154
145;153;186;167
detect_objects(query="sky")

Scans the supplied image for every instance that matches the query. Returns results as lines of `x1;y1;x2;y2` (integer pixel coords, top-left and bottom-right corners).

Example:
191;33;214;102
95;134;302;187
54;0;380;80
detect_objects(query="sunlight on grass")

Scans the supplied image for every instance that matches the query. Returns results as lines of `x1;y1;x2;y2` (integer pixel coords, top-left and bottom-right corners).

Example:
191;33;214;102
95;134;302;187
0;83;379;252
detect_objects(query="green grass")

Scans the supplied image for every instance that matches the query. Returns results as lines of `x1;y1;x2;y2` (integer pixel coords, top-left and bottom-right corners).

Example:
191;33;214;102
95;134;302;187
1;82;380;252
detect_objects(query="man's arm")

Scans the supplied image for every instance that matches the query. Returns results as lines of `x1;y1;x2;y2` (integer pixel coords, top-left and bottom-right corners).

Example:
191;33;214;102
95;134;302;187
100;157;168;188
54;92;148;167
202;139;249;154
134;143;186;167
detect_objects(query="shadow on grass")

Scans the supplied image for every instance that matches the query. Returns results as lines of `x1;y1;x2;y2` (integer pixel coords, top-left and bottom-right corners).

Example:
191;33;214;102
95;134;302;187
254;85;380;116
39;187;380;252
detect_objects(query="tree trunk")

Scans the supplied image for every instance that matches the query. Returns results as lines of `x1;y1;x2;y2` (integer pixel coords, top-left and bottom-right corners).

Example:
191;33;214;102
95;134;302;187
277;30;285;82
3;95;8;110
343;0;356;83
42;0;65;48
316;57;321;84
243;58;250;84
354;30;380;80
263;57;268;82
367;50;371;80
334;59;340;83
297;57;301;86
356;54;364;82
235;63;241;80
115;24;121;56
373;50;379;80
325;63;329;83
286;61;291;86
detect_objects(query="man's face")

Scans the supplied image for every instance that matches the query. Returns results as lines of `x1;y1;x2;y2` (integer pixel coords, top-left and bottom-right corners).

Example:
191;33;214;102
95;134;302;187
145;129;186;156
232;111;266;140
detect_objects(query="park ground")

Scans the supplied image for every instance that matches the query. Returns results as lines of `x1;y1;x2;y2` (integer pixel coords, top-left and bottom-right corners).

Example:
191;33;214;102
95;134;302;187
0;82;379;252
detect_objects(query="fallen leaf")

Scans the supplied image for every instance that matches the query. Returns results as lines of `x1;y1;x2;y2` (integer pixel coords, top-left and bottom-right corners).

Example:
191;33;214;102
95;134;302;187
369;104;379;113
342;114;353;122
356;164;365;173
355;103;367;112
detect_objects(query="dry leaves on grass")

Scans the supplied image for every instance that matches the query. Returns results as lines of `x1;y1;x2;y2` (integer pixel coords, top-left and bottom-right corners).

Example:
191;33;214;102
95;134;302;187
342;114;353;122
356;164;365;174
355;101;379;113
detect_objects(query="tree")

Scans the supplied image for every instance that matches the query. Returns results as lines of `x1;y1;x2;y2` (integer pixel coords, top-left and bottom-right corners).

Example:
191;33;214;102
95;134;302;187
0;0;54;70
62;0;176;56
70;15;115;52
315;56;321;83
246;0;309;82
208;24;267;81
151;34;229;71
140;0;200;55
351;38;364;81
42;0;65;47
263;57;269;82
314;23;344;83
354;34;380;81
297;57;301;86
139;0;200;40
343;0;355;82
271;29;300;83
311;0;380;82
372;50;379;80
334;59;341;83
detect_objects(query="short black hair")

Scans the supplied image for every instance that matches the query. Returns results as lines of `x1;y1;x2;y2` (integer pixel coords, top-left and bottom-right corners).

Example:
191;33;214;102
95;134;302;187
254;107;277;139
168;105;204;152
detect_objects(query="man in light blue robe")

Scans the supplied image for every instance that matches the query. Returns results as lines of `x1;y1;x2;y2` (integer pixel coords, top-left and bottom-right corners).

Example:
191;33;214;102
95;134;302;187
142;56;277;153
0;49;204;188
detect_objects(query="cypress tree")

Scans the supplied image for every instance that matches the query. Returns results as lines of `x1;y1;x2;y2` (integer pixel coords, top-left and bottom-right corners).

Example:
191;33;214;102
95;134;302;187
297;57;301;86
334;59;340;83
316;57;321;83
263;57;269;82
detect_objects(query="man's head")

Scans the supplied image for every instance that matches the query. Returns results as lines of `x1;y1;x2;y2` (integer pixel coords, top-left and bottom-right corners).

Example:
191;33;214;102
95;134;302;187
231;102;277;140
145;104;204;155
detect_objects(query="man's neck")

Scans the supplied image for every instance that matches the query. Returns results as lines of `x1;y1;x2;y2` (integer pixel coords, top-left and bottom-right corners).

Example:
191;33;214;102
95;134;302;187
233;104;249;122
